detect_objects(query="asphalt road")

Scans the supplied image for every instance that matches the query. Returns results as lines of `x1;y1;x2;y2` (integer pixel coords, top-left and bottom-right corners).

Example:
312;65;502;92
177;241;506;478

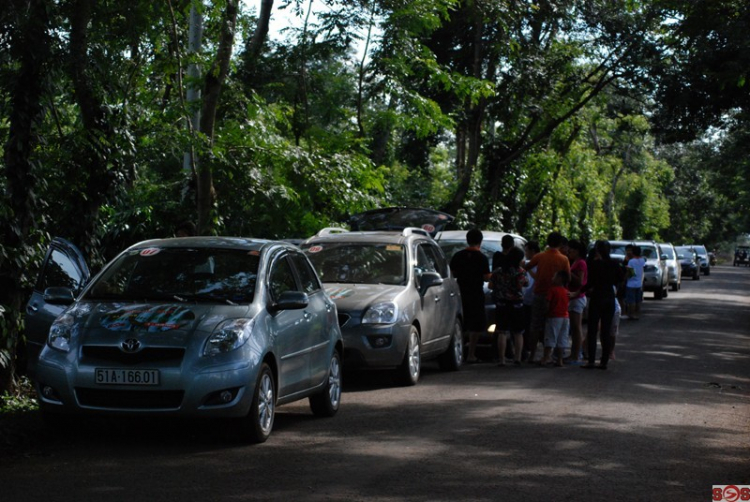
1;265;749;502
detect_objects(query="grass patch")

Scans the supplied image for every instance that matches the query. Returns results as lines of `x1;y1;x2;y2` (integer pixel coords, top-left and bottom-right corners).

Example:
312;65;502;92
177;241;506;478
1;376;42;450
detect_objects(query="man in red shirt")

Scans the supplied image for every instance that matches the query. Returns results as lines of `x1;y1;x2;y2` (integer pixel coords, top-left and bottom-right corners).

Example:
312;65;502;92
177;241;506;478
523;232;571;362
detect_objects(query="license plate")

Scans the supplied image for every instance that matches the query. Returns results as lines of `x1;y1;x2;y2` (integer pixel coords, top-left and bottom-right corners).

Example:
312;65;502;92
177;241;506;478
95;368;160;386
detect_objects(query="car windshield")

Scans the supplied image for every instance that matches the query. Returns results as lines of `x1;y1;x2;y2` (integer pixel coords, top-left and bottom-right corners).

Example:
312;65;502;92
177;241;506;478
303;242;406;285
694;246;707;257
85;247;260;304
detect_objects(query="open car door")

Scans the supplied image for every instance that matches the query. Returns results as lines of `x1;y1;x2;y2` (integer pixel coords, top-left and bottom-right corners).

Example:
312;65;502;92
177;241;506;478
24;237;90;375
348;207;454;237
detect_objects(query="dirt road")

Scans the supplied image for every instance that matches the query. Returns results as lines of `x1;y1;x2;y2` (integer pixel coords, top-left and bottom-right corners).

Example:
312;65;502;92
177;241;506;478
1;266;748;501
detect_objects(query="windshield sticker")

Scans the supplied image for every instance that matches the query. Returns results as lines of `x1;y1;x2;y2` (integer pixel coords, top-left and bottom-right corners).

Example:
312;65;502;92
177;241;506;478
139;248;161;257
422;224;436;233
248;250;260;256
100;305;195;332
386;245;402;252
438;214;448;220
308;245;323;253
327;287;354;300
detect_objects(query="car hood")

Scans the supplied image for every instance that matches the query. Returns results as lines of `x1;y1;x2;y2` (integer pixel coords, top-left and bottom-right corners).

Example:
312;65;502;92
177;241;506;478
64;301;253;345
322;283;405;311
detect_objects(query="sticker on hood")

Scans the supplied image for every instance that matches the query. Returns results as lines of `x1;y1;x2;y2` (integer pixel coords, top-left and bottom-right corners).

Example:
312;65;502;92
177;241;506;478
100;305;196;332
327;287;354;300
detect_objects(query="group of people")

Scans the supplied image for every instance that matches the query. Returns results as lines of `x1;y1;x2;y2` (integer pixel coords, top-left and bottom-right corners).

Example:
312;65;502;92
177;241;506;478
450;230;642;370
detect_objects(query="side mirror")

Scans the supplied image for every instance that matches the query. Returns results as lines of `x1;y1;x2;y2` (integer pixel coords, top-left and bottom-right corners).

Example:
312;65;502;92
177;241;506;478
418;271;443;295
269;291;309;313
660;254;668;261
43;287;76;305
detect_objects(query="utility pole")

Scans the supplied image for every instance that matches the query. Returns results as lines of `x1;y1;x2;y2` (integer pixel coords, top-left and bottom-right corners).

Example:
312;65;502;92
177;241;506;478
183;1;203;171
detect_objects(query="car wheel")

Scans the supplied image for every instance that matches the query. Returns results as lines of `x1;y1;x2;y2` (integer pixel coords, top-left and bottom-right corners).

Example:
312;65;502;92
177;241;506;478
694;272;700;280
705;268;711;276
309;350;342;417
240;363;275;443
438;319;464;371
663;286;668;299
397;326;421;386
671;283;678;292
654;287;663;300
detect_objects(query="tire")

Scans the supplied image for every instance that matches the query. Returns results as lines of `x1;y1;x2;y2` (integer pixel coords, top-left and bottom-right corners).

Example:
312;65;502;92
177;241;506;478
309;350;342;417
397;326;421;386
240;363;275;443
663;286;668;299
705;268;711;276
671;283;678;292
438;319;464;371
654;287;663;300
694;272;700;280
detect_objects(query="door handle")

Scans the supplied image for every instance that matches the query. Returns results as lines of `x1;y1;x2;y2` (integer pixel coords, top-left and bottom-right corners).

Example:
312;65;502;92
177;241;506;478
27;304;39;313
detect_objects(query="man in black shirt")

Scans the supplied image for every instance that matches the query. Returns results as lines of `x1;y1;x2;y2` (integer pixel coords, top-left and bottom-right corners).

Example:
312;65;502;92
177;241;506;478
450;229;491;363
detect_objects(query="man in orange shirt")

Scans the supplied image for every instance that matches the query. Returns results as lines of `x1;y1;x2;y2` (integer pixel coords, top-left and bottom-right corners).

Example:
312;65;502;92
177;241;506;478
523;231;571;362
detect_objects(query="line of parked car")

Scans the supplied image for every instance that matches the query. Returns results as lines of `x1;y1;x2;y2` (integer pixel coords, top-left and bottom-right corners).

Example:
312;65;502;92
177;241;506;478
21;206;714;443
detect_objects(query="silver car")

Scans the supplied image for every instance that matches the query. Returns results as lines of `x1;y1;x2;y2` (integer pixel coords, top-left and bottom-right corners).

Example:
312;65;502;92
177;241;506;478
659;242;682;291
302;228;463;386
636;240;669;300
30;237;343;443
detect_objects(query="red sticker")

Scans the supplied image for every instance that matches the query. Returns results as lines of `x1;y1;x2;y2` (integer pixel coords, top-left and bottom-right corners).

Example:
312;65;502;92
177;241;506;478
140;248;161;257
308;246;323;253
422;224;435;233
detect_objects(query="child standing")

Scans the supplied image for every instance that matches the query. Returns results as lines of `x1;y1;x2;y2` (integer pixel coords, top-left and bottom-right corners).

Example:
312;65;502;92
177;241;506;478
540;270;571;367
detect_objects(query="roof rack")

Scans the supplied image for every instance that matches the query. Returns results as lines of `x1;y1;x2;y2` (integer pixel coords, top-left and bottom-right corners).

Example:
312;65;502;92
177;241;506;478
315;227;350;237
402;227;431;238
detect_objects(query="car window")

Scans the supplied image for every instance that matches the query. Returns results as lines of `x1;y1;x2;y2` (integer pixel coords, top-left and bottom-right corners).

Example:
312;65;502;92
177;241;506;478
289;253;321;294
303;242;406;285
641;246;658;259
38;248;86;294
86;247;259;303
269;256;299;301
415;243;437;275
662;246;675;259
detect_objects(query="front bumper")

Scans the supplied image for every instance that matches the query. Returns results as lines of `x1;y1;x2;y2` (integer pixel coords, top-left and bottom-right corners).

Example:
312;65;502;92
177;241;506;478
34;346;259;418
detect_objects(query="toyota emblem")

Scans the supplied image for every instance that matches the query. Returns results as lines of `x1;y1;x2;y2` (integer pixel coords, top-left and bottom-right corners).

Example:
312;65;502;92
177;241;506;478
121;338;141;353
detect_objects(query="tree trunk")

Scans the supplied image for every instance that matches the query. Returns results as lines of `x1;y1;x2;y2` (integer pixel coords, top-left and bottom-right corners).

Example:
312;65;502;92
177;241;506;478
196;0;240;234
0;0;51;392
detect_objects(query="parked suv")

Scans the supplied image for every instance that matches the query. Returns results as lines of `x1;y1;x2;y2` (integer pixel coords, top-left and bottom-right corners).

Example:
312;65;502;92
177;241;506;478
636;241;670;300
659;243;682;291
302;227;464;386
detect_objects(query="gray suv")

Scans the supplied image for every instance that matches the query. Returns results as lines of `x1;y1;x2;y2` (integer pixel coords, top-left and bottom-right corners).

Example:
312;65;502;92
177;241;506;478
636;240;669;300
302;228;464;385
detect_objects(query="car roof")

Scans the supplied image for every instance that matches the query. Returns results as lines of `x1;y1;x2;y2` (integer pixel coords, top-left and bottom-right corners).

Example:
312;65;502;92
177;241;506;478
126;236;287;253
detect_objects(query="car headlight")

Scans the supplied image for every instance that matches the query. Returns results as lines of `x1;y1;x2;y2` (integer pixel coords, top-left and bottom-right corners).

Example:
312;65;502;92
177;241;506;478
362;302;398;325
48;313;75;352
204;318;255;356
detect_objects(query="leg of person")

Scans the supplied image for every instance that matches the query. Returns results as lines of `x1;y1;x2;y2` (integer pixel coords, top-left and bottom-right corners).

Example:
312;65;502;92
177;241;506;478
467;331;480;362
556;318;570;366
528;295;547;363
610;299;621;361
540;319;556;365
583;299;602;368
497;332;507;366
598;300;616;369
566;309;582;363
513;332;524;364
521;305;532;361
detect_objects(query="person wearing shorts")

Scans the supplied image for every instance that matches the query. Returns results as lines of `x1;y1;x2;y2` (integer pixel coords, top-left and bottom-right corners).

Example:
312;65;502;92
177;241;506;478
540;270;571;367
624;245;645;320
489;246;528;366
